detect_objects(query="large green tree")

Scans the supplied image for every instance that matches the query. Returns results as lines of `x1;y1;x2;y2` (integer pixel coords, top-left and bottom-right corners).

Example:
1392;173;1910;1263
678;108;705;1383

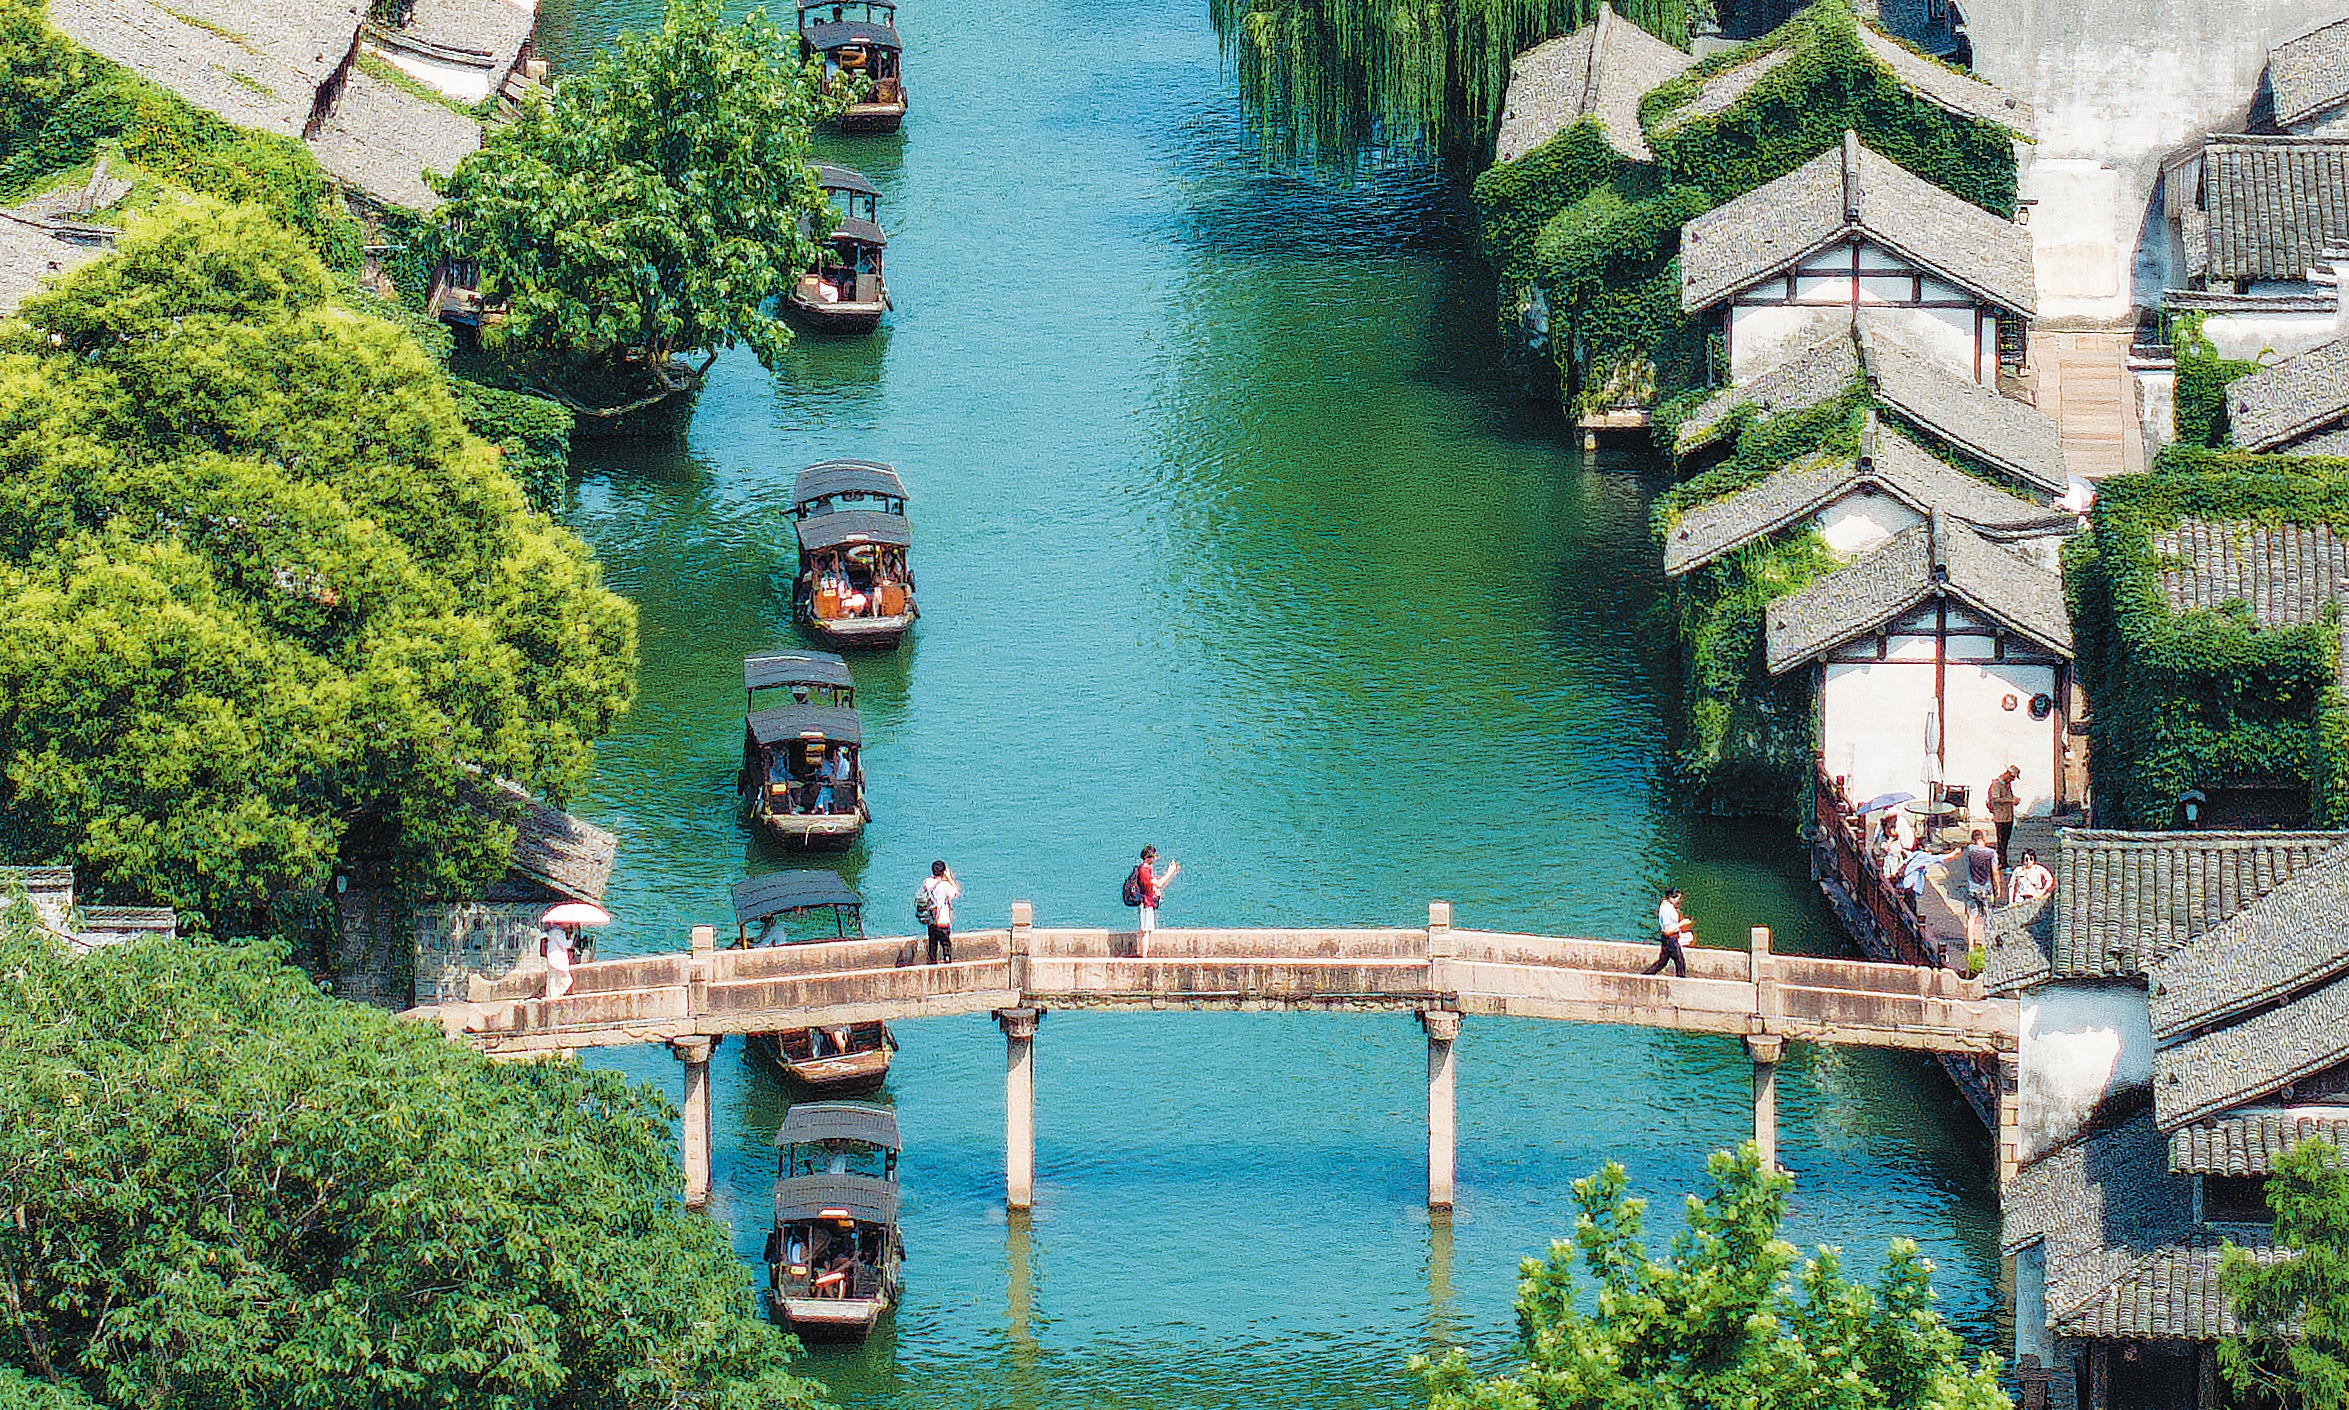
2221;1139;2349;1408
0;915;828;1410
428;0;842;422
1420;1146;2010;1410
0;202;636;932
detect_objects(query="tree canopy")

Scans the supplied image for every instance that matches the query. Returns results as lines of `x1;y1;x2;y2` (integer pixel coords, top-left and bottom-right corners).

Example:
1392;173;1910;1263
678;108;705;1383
0;202;636;932
428;0;842;419
1420;1146;2010;1410
2221;1139;2349;1408
0;915;828;1410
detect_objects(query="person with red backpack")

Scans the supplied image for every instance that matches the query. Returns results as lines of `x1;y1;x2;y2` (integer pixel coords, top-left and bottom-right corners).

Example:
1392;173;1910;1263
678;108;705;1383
1122;845;1178;954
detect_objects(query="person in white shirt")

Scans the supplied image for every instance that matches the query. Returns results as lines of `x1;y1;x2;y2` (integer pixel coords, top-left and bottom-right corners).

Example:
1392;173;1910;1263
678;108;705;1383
918;860;961;964
1644;887;1694;977
542;923;575;999
2009;849;2055;904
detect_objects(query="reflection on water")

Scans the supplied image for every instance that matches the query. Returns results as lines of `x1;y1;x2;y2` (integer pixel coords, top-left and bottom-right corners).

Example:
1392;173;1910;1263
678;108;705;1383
537;0;2003;1402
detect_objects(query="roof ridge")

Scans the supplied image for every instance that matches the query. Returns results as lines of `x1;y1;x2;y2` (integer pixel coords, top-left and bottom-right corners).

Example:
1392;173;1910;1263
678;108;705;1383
1581;4;1613;115
1842;129;1863;223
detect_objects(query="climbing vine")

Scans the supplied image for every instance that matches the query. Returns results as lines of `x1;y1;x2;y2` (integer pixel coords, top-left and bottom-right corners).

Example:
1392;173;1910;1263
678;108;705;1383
2167;313;2266;448
1667;533;1841;812
2071;449;2349;827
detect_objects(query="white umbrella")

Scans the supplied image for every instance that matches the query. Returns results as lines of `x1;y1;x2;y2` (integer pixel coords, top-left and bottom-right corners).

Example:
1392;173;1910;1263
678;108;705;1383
541;901;612;927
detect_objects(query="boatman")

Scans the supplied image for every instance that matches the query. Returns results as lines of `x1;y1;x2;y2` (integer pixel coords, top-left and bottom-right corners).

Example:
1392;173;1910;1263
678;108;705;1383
1644;887;1693;978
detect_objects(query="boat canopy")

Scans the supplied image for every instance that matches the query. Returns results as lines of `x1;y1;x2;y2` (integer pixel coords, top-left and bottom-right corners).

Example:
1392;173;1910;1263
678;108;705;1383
746;652;853;692
778;1101;902;1151
797;510;912;552
813;164;880;198
747;704;864;748
732;871;864;927
828;216;887;248
775;1172;900;1225
802;16;899;51
794;459;906;505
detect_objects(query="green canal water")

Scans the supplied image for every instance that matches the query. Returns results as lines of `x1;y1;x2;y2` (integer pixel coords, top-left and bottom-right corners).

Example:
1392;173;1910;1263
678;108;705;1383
537;0;2004;1403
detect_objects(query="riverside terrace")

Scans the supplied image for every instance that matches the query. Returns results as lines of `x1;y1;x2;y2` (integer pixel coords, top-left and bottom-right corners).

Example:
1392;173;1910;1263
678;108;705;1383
410;903;2023;1213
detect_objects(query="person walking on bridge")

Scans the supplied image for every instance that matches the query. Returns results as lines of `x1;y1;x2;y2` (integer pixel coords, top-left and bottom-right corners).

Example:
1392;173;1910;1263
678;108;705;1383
917;860;960;964
1645;887;1693;978
1125;845;1177;956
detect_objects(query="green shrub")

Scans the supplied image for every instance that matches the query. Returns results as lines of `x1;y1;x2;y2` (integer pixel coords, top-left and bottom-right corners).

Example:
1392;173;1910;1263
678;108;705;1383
2168;314;2265;448
1668;533;1840;810
2070;447;2349;826
453;379;575;513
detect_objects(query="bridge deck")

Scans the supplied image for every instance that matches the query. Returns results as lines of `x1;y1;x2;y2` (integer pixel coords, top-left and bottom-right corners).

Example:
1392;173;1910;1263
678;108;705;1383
422;910;2019;1058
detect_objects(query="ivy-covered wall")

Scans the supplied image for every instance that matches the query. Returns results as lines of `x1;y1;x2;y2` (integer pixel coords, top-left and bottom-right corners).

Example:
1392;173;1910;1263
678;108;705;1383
2069;449;2349;828
1470;0;2020;414
2166;314;2264;449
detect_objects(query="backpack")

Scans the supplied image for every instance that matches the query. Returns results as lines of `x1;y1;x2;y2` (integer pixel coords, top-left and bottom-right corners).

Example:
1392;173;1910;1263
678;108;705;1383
1120;866;1145;908
913;882;936;924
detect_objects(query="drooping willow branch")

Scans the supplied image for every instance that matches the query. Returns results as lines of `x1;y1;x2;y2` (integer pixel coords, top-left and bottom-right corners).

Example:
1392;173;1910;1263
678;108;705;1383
1206;0;1696;169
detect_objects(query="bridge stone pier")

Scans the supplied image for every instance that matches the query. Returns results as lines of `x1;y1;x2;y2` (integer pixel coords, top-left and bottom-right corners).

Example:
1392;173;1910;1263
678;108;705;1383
417;901;2023;1209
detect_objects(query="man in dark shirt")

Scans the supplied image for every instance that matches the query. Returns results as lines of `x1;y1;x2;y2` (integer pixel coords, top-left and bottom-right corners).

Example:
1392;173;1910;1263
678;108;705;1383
1962;828;2002;949
1986;766;2021;866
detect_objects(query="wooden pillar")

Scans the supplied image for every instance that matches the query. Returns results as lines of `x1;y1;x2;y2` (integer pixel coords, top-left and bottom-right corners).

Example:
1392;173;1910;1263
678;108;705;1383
669;1036;715;1208
1745;1034;1784;1170
997;1007;1041;1210
1422;1009;1463;1210
2088;1343;2110;1410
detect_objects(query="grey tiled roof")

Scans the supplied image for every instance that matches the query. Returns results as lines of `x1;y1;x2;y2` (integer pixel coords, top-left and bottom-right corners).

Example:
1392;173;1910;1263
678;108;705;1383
1981;892;2054;995
0;208;114;317
465;780;617;903
2151;841;2349;1038
1494;8;1692;164
399;0;536;92
1858;312;2068;492
1764;510;2073;673
2053;1237;2283;1340
2157;968;2349;1127
2156;518;2349;625
1663;422;2052;576
49;0;364;139
2200;136;2349;283
1673;322;1863;454
2271;16;2349;130
2001;1113;2202;1337
1652;45;1794;130
1852;26;2033;134
1681;132;2035;314
2171;1112;2349;1173
1674;314;2067;489
307;69;480;211
2052;829;2349;980
2227;337;2349;452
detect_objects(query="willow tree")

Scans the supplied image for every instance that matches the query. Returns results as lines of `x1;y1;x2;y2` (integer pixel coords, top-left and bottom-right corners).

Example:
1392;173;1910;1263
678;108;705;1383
1209;0;1695;167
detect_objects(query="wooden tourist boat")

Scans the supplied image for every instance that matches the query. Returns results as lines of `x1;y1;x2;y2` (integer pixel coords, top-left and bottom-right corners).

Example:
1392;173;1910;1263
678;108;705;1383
764;1102;905;1340
799;0;906;132
740;651;868;847
787;165;890;335
731;871;896;1097
790;459;916;648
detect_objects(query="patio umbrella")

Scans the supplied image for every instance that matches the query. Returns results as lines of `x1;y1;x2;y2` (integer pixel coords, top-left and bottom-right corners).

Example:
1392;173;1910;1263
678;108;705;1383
541;901;612;928
1855;790;1916;815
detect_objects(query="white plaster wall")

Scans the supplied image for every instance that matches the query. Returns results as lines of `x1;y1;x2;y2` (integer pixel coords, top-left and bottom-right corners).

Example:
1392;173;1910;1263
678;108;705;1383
1731;305;1850;381
373;47;497;104
2017;982;2155;1160
1822;659;1940;803
1944;660;2059;814
2013;1243;2053;1365
2202;310;2338;363
1962;0;2345;328
1817;491;1923;558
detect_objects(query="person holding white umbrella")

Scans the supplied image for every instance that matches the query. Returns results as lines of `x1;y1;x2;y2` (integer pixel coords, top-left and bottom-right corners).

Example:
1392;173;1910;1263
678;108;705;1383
539;901;612;1000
